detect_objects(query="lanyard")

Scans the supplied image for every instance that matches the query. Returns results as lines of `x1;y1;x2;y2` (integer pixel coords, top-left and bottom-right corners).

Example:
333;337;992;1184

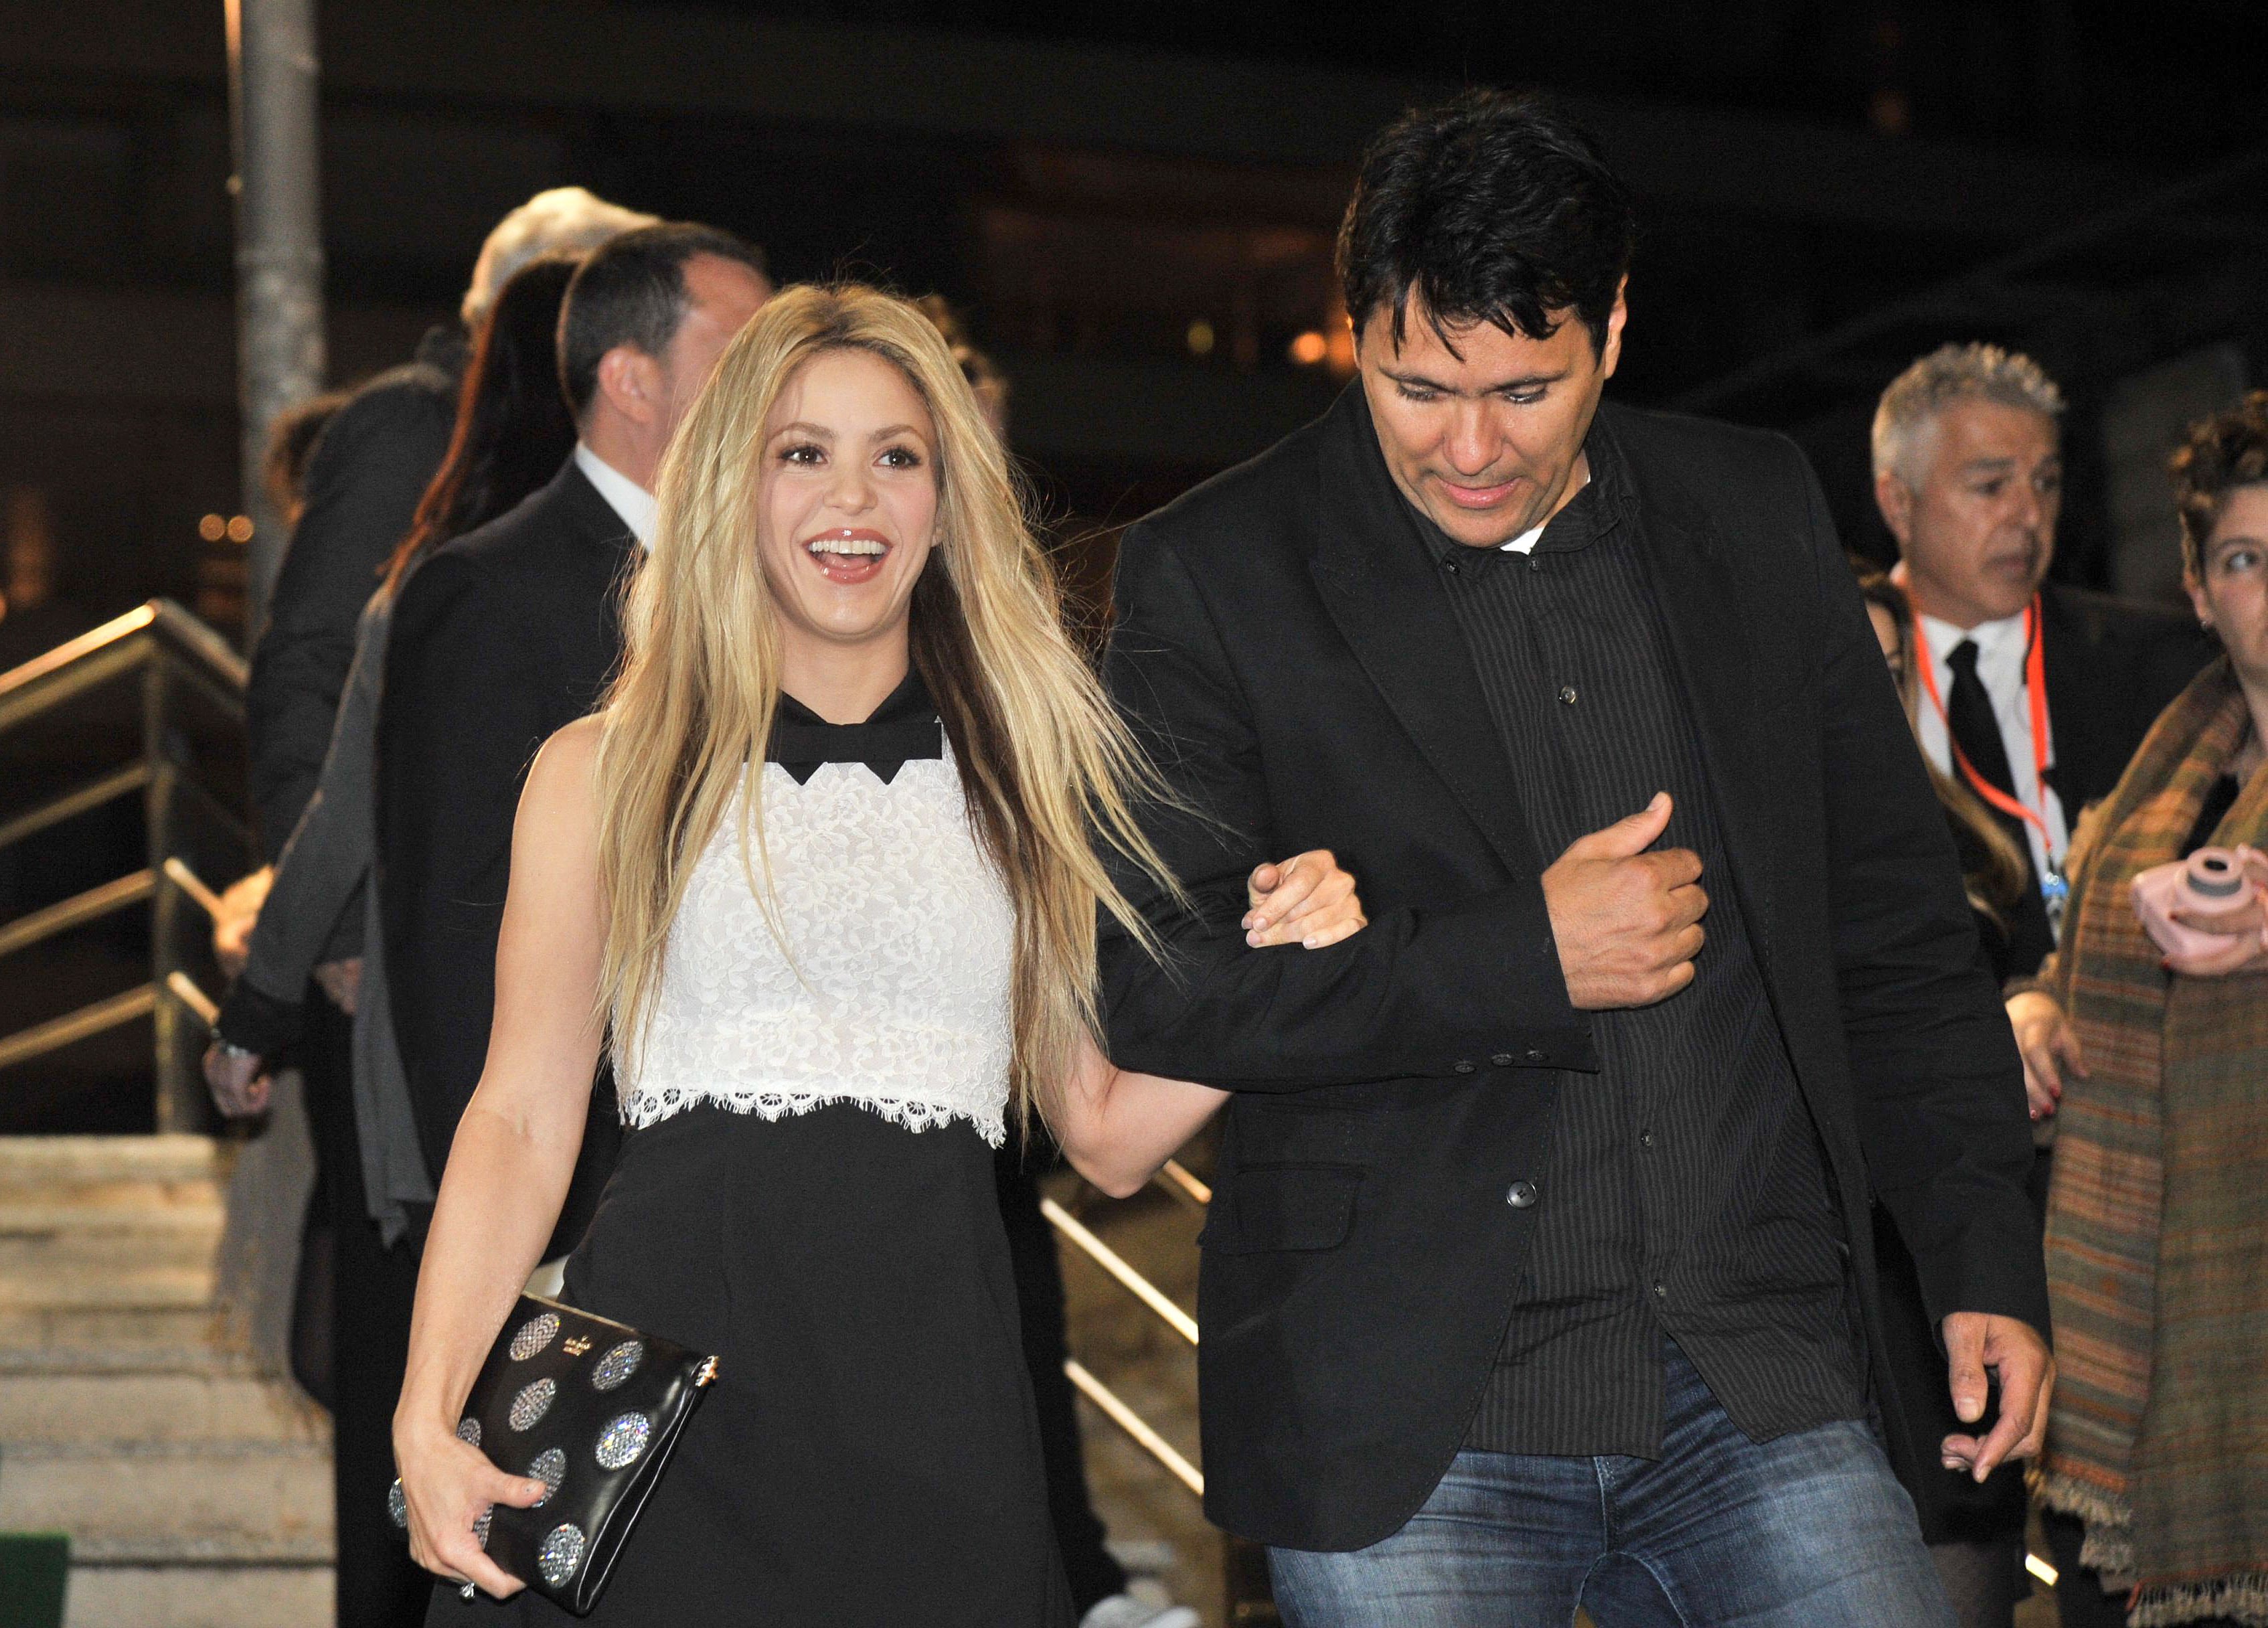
1910;597;2057;853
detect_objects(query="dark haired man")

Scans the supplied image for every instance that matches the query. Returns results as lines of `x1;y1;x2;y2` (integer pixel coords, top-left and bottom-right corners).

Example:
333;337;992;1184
1099;91;2048;1625
377;221;766;1260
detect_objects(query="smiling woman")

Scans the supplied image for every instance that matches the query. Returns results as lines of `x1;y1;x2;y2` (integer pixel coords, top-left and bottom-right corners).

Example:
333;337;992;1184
390;283;1372;1625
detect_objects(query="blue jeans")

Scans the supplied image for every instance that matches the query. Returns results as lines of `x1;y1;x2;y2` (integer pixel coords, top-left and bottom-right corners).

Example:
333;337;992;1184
1269;1342;1952;1628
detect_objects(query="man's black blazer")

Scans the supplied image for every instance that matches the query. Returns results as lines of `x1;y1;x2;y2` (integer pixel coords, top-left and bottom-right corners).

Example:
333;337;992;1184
2038;580;2214;816
1099;384;2048;1553
375;458;633;1257
250;326;463;859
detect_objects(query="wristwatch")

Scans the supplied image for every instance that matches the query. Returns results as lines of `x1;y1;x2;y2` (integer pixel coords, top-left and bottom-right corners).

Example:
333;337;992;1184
214;1039;260;1064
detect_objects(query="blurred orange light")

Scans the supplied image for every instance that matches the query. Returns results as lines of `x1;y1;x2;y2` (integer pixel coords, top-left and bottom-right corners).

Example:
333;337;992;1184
1186;319;1216;358
226;515;254;544
1289;331;1329;366
197;513;228;543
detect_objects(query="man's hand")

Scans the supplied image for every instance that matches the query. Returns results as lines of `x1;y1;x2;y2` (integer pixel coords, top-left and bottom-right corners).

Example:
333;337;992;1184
1244;851;1367;949
1940;1311;2053;1482
2005;991;2084;1121
1541;793;1707;1010
202;1042;272;1118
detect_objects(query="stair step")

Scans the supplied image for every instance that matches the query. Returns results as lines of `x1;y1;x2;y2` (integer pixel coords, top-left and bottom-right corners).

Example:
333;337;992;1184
0;1136;226;1188
0;1344;253;1378
0;1305;228;1352
0;1216;224;1278
0;1266;215;1311
65;1563;334;1628
0;1440;333;1559
0;1371;325;1446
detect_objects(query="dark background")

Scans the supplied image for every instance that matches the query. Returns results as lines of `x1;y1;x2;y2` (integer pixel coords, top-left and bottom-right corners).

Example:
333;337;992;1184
3;0;2265;668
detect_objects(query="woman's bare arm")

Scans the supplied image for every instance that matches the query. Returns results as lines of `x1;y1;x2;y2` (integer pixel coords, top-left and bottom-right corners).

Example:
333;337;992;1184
1058;849;1368;1196
392;716;609;1598
1055;1037;1229;1200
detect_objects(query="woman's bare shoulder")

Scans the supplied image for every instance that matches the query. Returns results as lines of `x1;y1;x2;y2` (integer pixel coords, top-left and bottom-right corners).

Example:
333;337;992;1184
516;714;605;842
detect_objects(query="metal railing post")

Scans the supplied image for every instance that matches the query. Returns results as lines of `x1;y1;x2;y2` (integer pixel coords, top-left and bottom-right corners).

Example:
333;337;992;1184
142;653;193;1131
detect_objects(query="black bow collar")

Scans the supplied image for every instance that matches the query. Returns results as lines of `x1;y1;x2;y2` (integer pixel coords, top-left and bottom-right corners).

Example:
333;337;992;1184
768;669;944;785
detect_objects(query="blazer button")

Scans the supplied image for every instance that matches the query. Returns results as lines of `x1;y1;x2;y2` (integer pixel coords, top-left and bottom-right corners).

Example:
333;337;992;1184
1490;1052;1514;1067
1453;1060;1477;1074
1524;1047;1546;1064
1506;1180;1539;1209
1558;685;1578;706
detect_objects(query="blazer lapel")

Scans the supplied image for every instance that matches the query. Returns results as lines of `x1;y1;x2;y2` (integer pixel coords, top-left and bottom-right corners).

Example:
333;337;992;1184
1607;413;1778;973
1306;387;1547;878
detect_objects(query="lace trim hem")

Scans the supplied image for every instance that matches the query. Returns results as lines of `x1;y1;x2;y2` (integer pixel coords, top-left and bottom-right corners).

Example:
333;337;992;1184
618;1085;1005;1147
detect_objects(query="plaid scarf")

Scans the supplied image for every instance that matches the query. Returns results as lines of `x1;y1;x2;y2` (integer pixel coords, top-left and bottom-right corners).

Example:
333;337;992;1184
2032;657;2268;1627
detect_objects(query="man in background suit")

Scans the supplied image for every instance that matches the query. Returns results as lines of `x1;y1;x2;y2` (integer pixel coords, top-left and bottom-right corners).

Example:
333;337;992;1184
237;185;654;1628
378;224;768;1236
1099;92;2048;1627
1872;343;2214;986
1869;345;2212;1626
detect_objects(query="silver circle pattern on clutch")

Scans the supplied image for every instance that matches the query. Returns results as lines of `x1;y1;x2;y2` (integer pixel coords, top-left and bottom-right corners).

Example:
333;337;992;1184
508;1311;561;1362
456;1416;482;1448
507;1377;557;1432
386;1478;408;1528
590;1339;644;1391
594;1410;652;1471
528;1446;566;1507
538;1522;586;1587
472;1504;493;1549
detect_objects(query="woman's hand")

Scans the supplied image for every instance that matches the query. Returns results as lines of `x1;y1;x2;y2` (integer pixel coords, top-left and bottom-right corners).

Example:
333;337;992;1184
201;1041;271;1117
393;1417;546;1600
1244;849;1367;949
211;867;272;979
2006;991;2085;1119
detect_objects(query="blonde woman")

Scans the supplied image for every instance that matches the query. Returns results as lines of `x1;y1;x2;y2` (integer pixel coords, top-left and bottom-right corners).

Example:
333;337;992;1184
392;284;1367;1626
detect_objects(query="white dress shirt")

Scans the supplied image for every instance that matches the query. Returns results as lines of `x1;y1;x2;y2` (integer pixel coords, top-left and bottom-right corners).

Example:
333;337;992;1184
574;442;657;551
1915;608;2069;878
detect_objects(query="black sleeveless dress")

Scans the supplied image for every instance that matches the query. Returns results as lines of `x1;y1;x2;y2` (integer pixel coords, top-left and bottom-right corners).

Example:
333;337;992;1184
424;683;1071;1626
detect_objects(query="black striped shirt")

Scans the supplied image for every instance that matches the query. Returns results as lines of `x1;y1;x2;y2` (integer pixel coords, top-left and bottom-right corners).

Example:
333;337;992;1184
1407;422;1864;1457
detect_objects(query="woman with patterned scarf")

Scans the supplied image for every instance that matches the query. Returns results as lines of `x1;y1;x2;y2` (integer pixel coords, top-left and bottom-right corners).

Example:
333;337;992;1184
2006;391;2268;1628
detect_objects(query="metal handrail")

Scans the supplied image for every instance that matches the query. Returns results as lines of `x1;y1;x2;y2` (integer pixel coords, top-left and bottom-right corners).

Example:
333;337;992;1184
1045;1169;1212;1500
0;599;249;1127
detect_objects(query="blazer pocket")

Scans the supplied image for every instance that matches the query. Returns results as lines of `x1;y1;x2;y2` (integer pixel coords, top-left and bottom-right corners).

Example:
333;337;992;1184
1200;1162;1364;1255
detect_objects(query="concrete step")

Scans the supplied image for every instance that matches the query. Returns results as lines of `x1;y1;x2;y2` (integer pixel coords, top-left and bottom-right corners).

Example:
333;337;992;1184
0;1206;224;1277
0;1439;333;1562
0;1305;226;1352
64;1562;333;1628
0;1370;326;1447
0;1136;227;1189
0;1265;215;1311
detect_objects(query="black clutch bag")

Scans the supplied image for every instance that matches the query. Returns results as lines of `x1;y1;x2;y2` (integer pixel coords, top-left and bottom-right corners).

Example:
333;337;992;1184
389;1295;718;1615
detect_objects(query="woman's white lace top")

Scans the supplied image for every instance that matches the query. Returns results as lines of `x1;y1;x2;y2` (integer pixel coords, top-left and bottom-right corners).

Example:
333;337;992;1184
616;751;1014;1144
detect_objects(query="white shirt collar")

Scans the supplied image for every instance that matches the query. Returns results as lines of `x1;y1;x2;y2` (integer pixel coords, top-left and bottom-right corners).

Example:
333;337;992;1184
1919;606;2029;698
1497;466;1591;554
574;442;657;550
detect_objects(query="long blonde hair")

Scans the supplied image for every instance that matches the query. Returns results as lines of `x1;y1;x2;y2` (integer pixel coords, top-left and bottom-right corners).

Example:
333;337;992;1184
592;284;1178;1125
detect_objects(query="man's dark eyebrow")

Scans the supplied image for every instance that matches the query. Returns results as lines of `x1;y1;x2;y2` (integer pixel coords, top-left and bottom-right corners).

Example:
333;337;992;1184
1378;364;1569;394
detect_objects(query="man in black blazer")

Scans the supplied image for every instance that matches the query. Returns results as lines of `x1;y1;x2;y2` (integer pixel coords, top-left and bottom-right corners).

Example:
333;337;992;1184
379;223;766;1221
1872;342;2215;983
242;187;658;1628
1099;93;2047;1626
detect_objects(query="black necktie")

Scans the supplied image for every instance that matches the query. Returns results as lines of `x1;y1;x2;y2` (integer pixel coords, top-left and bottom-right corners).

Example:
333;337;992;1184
1945;639;2054;969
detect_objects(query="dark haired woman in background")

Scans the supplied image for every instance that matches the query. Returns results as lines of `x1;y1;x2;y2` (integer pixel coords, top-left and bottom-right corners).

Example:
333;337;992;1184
201;253;583;1628
2016;392;2268;1628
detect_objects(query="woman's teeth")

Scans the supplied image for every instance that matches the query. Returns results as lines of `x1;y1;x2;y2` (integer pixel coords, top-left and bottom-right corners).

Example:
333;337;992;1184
808;538;886;556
